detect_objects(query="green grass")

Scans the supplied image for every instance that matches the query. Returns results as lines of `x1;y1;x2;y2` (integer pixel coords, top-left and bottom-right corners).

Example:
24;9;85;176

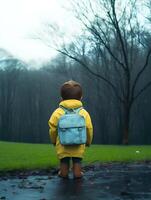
0;141;58;171
0;141;151;171
84;145;151;164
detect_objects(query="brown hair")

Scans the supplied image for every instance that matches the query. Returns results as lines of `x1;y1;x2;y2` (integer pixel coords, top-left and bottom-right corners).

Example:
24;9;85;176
60;80;82;100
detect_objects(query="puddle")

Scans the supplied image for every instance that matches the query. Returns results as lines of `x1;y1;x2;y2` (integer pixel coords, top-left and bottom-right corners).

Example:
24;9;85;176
0;163;151;200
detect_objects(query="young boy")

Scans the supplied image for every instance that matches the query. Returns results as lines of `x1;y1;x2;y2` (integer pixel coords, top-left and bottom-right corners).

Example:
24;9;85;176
48;80;93;179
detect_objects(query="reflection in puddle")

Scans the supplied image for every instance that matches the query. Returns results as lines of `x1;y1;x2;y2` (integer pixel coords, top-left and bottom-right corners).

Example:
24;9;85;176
0;163;151;200
54;178;84;197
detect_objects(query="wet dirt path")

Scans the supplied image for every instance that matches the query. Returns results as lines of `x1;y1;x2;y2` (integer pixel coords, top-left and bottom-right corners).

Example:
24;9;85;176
0;163;151;200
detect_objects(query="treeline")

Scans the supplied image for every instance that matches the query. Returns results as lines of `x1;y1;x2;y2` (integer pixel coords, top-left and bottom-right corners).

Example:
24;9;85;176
0;57;115;144
0;51;151;144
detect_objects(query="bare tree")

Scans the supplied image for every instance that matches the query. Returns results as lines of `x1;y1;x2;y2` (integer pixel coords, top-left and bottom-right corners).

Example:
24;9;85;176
53;0;151;144
35;0;151;144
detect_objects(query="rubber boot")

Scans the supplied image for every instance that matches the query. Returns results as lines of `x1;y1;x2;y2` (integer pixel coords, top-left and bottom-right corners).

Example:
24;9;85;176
58;163;69;179
73;163;83;179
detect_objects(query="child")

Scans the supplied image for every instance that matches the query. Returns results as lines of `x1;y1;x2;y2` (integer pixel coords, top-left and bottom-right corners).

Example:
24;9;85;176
48;80;93;179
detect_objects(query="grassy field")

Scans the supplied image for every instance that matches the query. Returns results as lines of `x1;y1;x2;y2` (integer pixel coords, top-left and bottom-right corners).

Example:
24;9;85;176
0;141;151;171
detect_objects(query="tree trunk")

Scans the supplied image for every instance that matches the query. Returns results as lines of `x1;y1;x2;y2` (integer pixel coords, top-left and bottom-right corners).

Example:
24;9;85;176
123;102;130;144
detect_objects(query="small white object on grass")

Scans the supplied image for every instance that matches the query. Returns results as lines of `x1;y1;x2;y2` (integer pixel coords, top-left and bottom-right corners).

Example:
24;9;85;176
136;150;140;153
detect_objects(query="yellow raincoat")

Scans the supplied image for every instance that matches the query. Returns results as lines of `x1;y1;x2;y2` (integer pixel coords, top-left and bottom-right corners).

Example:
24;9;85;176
48;99;93;159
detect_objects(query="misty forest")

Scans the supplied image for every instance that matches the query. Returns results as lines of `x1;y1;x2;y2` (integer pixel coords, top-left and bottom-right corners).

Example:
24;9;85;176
0;0;151;145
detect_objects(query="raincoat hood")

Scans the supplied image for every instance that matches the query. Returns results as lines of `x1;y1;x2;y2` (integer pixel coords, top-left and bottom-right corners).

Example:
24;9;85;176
59;99;83;109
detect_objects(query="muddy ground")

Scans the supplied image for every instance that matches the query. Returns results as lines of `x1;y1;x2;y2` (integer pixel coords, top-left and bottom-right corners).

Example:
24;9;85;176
0;162;151;200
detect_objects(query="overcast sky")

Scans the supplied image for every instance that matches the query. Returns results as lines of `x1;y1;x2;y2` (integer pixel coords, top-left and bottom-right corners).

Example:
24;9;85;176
0;0;148;66
0;0;80;64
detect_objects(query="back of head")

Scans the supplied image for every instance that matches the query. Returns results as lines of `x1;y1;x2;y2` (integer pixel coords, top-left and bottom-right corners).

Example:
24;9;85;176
60;80;82;100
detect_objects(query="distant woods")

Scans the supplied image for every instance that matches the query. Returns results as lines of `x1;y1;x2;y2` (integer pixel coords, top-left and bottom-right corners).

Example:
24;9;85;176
0;50;151;144
1;0;151;144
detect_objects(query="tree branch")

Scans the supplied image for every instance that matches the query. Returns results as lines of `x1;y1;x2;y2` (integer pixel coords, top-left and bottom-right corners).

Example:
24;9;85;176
57;48;125;103
132;80;151;103
108;1;129;69
131;48;151;99
87;23;127;71
73;1;127;72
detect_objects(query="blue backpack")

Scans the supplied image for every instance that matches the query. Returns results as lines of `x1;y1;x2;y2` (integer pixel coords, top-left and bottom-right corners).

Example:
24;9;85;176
58;106;87;145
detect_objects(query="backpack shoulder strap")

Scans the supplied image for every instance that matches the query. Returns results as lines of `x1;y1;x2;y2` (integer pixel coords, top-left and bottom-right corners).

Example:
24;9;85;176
59;105;70;113
74;107;83;113
59;105;83;114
